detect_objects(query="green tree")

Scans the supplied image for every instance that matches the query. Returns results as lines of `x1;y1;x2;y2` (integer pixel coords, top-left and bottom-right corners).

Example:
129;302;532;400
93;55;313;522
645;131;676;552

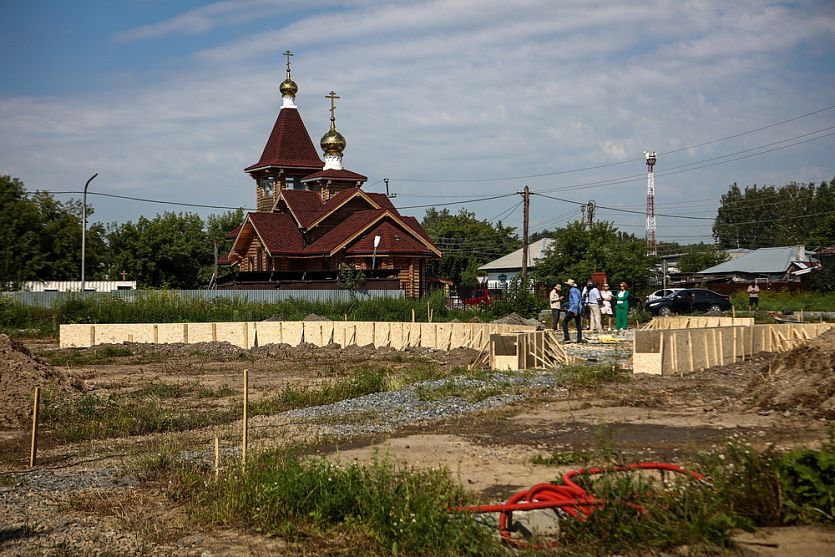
713;179;835;249
677;243;730;273
422;208;520;287
108;212;213;289
0;175;108;287
533;220;657;293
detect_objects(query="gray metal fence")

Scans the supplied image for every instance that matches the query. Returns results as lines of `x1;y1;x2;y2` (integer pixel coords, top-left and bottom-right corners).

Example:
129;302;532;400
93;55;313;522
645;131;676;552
2;289;404;308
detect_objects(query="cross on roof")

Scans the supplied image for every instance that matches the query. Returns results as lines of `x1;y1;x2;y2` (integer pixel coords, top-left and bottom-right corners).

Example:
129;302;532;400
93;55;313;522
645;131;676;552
325;90;340;121
283;50;293;72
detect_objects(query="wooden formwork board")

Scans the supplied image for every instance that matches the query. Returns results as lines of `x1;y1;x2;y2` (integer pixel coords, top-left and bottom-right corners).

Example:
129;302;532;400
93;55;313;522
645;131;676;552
642;316;755;330
59;321;536;352
633;322;833;375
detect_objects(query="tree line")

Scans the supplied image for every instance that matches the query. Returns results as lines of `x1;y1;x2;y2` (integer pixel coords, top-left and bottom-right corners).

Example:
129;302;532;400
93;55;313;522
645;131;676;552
1;175;243;289
4;174;832;291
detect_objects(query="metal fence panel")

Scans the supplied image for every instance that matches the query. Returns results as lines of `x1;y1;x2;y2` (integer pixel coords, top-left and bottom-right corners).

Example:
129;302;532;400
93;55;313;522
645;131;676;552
2;289;404;308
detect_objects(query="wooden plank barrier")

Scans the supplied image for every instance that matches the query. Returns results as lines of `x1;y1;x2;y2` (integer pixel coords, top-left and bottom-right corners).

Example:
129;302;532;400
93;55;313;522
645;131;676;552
634;323;833;375
59;321;533;357
487;330;571;371
642;316;754;330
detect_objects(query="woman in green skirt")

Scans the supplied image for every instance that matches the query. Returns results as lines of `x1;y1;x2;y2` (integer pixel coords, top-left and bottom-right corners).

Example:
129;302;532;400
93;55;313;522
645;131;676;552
615;281;630;333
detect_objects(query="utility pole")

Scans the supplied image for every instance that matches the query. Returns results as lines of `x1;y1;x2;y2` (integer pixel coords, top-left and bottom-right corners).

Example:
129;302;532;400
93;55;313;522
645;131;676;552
81;173;98;293
521;185;530;288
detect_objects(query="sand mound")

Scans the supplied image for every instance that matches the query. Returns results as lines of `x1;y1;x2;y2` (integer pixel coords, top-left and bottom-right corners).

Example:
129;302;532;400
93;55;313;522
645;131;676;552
747;329;835;418
0;334;77;428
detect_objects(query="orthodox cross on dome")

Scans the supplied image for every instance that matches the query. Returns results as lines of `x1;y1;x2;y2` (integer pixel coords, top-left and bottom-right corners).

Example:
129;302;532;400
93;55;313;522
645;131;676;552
283;50;293;74
325;90;340;124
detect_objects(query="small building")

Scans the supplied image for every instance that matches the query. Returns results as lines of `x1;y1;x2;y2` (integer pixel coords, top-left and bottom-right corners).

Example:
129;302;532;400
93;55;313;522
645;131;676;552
694;245;818;284
219;55;440;297
478;238;554;290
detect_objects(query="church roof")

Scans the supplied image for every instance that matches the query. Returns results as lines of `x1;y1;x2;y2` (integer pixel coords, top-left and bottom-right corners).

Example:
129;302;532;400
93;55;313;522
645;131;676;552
301;168;368;183
277;187;397;230
345;220;434;255
244;107;324;172
232;207;440;259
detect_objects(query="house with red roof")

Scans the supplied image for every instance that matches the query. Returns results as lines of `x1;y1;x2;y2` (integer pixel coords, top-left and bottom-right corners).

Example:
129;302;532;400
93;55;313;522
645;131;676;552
218;54;440;298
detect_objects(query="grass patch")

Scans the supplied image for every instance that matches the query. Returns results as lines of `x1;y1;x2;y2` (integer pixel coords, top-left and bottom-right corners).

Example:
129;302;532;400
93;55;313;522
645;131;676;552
40;387;240;442
143;450;505;556
42;345;139;366
250;367;389;415
531;450;595;466
414;379;506;403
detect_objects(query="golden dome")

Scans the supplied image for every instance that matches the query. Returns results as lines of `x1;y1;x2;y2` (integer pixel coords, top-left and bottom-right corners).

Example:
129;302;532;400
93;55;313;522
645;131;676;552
280;76;298;97
320;122;346;155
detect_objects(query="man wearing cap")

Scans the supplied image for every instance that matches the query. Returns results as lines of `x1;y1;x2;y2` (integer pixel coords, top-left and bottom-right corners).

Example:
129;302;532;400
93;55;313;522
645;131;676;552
562;279;583;343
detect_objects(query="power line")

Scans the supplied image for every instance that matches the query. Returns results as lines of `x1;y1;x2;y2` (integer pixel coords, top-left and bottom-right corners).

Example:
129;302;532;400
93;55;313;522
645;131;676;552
389;104;835;183
532;192;714;220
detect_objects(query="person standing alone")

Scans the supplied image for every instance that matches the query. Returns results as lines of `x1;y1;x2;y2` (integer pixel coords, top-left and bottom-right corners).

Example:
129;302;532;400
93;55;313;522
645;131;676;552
563;279;583;343
747;283;760;311
615;281;630;333
586;280;602;332
549;284;563;331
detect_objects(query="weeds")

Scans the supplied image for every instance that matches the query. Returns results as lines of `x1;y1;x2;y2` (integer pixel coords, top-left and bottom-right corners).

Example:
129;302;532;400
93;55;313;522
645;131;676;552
144;450;505;556
250;367;389;415
557;363;628;389
40;387;239;442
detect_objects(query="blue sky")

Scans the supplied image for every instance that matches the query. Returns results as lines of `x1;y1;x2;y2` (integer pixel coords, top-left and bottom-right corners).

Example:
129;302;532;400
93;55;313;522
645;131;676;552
2;0;834;248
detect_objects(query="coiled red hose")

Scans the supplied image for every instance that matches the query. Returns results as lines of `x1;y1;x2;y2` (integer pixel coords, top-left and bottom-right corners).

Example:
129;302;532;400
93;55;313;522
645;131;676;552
454;462;705;548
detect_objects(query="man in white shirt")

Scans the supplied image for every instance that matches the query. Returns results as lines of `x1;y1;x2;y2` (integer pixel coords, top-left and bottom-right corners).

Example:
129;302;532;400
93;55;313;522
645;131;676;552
587;281;602;332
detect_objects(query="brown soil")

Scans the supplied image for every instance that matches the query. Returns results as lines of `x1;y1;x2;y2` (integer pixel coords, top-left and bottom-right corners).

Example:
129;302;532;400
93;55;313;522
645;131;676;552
0;334;78;428
746;329;835;417
1;334;833;556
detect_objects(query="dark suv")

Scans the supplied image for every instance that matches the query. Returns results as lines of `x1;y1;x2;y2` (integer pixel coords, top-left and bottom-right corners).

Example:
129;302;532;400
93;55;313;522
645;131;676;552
645;288;731;316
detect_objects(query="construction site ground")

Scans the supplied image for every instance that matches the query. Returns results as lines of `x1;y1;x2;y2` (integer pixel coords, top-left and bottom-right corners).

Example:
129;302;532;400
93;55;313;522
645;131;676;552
1;329;833;556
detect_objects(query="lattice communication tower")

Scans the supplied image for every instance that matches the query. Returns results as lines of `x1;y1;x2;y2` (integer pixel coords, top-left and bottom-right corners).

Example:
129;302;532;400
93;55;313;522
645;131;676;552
644;151;657;256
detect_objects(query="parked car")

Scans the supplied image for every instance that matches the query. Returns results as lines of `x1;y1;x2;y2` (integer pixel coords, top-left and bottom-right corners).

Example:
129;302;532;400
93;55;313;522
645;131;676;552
463;288;502;307
645;288;686;304
645;288;731;316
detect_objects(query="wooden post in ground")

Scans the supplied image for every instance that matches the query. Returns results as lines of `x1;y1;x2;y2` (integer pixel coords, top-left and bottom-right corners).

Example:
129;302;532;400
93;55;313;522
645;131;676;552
214;437;220;479
411;308;415;323
29;386;41;468
427;301;431;322
242;368;249;468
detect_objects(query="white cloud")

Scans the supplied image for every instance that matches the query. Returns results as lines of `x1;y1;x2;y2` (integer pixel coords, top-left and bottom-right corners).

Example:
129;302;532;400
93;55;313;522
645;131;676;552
3;0;835;242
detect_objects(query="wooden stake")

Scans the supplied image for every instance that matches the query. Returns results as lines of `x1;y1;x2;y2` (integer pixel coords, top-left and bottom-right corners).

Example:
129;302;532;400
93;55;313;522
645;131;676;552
732;306;736;319
242;368;249;467
687;331;694;372
411;308;415;323
427;301;431;322
214;437;220;479
29;386;41;468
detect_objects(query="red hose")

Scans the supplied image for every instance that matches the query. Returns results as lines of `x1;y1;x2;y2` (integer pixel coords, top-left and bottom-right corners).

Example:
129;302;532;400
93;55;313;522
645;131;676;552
453;461;705;548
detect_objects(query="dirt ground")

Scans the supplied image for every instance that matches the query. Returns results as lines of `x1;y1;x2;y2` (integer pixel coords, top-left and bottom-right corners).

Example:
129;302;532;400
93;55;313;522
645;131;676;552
1;330;833;555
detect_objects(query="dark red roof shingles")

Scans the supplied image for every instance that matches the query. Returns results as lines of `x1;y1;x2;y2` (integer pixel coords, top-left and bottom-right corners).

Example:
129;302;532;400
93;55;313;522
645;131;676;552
245;108;324;171
302;168;368;182
345;220;435;255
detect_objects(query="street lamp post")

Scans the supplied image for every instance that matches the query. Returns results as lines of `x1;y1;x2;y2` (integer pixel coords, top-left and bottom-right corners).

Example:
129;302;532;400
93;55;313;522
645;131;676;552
81;173;98;292
371;235;381;271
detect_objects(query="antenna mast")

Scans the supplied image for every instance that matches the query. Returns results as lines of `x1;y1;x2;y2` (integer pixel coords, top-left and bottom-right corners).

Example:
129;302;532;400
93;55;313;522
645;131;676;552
644;151;657;256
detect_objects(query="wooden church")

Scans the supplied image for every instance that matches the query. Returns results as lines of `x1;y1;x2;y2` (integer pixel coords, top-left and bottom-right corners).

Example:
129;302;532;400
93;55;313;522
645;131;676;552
217;53;441;298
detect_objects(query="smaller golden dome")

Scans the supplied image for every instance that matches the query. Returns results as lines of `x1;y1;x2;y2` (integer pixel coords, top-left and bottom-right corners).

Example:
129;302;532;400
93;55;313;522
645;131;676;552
321;122;346;155
280;76;298;97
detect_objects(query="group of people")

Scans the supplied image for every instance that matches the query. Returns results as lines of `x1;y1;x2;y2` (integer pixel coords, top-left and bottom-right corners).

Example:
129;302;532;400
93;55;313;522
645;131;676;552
549;279;631;343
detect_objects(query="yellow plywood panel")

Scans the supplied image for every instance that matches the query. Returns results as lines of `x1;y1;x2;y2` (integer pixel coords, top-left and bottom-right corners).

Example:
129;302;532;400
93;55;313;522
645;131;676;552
633;353;663;375
58;324;91;348
185;323;214;344
353;322;375;347
280;322;304;346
